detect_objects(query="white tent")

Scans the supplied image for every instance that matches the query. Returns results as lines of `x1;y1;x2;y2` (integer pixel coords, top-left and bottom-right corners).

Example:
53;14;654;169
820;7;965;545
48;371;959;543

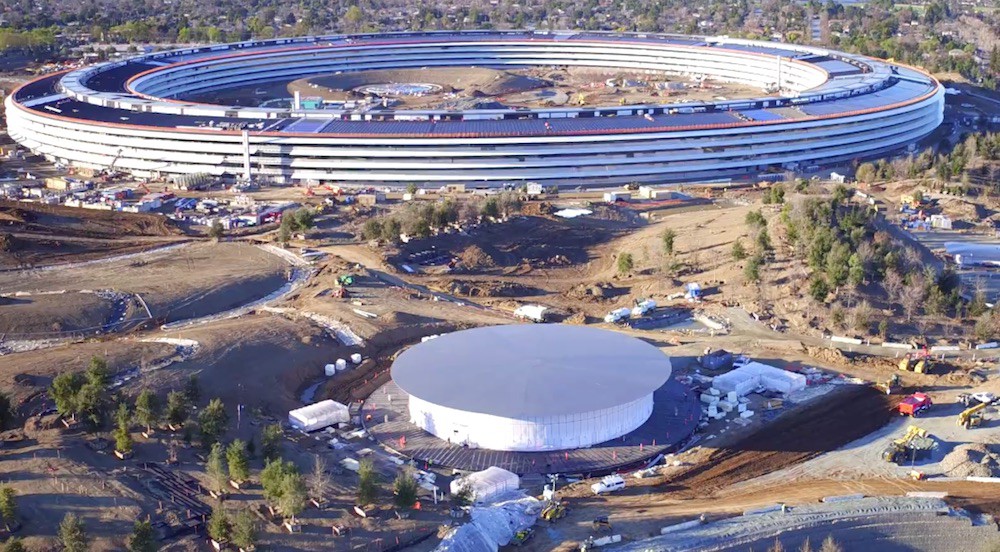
712;362;806;397
288;400;349;432
450;467;520;504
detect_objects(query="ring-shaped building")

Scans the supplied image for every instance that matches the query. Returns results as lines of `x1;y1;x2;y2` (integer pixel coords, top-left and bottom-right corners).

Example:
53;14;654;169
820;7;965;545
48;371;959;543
5;30;943;186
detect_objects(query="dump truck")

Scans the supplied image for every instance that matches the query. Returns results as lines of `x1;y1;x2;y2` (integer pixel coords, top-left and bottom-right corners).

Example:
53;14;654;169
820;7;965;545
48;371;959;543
882;425;934;464
958;401;989;429
510;528;534;546
603;308;632;324
897;392;932;417
631;299;656;318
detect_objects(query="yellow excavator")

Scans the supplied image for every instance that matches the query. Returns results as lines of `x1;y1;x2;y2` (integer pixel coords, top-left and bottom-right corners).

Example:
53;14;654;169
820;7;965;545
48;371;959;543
958;402;989;429
875;374;901;395
899;352;932;374
882;425;932;464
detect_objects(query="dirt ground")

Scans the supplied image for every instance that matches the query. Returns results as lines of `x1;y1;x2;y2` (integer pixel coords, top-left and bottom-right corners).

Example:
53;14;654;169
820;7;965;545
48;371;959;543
285;65;766;111
0;241;290;333
0;200;186;269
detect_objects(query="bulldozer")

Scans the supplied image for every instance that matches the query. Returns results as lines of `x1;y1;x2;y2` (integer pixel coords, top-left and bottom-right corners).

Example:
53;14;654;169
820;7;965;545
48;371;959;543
882;425;933;464
592;516;613;531
958;401;989;429
875;374;901;395
899;352;932;374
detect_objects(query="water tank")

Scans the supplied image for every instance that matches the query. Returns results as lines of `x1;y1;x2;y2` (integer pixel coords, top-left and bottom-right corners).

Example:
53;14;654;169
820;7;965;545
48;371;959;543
324;364;337;377
351;353;362;364
336;359;348;372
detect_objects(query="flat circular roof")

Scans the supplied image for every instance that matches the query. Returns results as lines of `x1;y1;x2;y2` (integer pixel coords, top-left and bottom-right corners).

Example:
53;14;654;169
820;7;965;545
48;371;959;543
392;324;671;418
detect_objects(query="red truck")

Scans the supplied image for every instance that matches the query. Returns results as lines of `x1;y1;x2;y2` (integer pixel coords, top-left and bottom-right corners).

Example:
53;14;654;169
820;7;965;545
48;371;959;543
898;393;932;417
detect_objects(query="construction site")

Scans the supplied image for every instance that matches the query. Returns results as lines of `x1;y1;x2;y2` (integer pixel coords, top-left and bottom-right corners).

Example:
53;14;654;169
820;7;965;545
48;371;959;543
2;168;1000;552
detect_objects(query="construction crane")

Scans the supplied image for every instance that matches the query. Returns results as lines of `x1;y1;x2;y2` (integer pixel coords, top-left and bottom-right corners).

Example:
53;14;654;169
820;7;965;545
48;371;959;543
958;401;990;429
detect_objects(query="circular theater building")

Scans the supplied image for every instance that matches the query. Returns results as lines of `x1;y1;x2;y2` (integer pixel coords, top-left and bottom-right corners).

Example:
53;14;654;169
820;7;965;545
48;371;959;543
6;31;943;187
391;324;672;452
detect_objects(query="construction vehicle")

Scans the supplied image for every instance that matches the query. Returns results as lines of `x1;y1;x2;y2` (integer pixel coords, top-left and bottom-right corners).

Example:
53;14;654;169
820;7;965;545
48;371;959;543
882;425;934;464
897;392;932;417
592;516;613;531
875;374;901;395
338;274;355;286
958;401;990;429
540;501;567;522
899;351;932;374
958;392;997;407
510;528;534;546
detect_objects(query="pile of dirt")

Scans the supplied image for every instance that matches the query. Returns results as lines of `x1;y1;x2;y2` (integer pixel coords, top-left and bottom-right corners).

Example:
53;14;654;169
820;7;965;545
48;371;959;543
457;245;496;270
670;385;900;493
567;282;618;301
941;443;1000;478
938;197;986;222
521;201;554;217
433;279;532;298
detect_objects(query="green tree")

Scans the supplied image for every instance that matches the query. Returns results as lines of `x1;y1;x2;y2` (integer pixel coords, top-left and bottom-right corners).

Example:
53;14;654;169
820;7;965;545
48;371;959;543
128;519;157;552
206;442;229;494
744;253;764;283
406;183;418;195
208;219;224;239
755;227;772;252
207;507;230;544
165;390;188;427
230;510;258;551
825;241;851;288
847;253;865;288
361;219;383;240
114;403;133;454
260;423;282;461
50;371;83;421
184;375;201;404
0;392;12;430
661;228;677;255
731;239;747;261
278;472;307;523
810;276;831;302
292;208;316;231
134;389;159;433
0;487;17;530
481;197;500;219
198;398;229;447
745;210;766;227
226;439;250;484
59;513;88;552
344;5;365;31
357;458;379;506
393;469;419;510
617;252;634;276
3;537;25;552
382;218;402;243
452;483;473;506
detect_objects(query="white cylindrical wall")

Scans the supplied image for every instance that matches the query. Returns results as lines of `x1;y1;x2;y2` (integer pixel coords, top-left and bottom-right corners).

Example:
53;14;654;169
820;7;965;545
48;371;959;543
407;393;654;451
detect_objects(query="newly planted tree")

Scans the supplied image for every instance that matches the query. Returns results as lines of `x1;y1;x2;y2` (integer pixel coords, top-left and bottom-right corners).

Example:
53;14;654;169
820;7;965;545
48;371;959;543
165;391;188;427
128;519;157;552
206;442;229;495
260;423;282;461
226;440;250;484
59;513;88;552
134;389;160;434
393;469;419;510
357;458;379;506
207;507;230;545
230;510;258;551
198;398;229;447
0;487;17;531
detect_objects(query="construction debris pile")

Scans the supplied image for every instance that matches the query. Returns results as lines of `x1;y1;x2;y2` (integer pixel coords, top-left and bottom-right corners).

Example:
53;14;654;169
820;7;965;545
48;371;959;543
941;444;1000;478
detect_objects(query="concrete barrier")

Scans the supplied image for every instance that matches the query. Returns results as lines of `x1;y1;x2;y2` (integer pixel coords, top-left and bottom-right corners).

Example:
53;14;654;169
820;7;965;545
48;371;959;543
660;518;704;535
966;476;1000;483
830;335;863;345
906;491;948;498
930;345;960;352
882;341;915;350
743;504;785;516
695;315;726;331
820;494;865;503
975;342;998;350
592;535;623;547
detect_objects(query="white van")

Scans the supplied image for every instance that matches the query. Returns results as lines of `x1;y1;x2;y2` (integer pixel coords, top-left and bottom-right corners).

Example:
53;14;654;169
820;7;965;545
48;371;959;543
591;474;625;495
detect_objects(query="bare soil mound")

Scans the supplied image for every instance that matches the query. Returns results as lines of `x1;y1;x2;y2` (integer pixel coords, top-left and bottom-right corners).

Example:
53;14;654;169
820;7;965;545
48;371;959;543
456;245;495;270
294;67;549;99
0;200;181;238
430;279;536;298
942;443;1000;478
669;386;900;493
